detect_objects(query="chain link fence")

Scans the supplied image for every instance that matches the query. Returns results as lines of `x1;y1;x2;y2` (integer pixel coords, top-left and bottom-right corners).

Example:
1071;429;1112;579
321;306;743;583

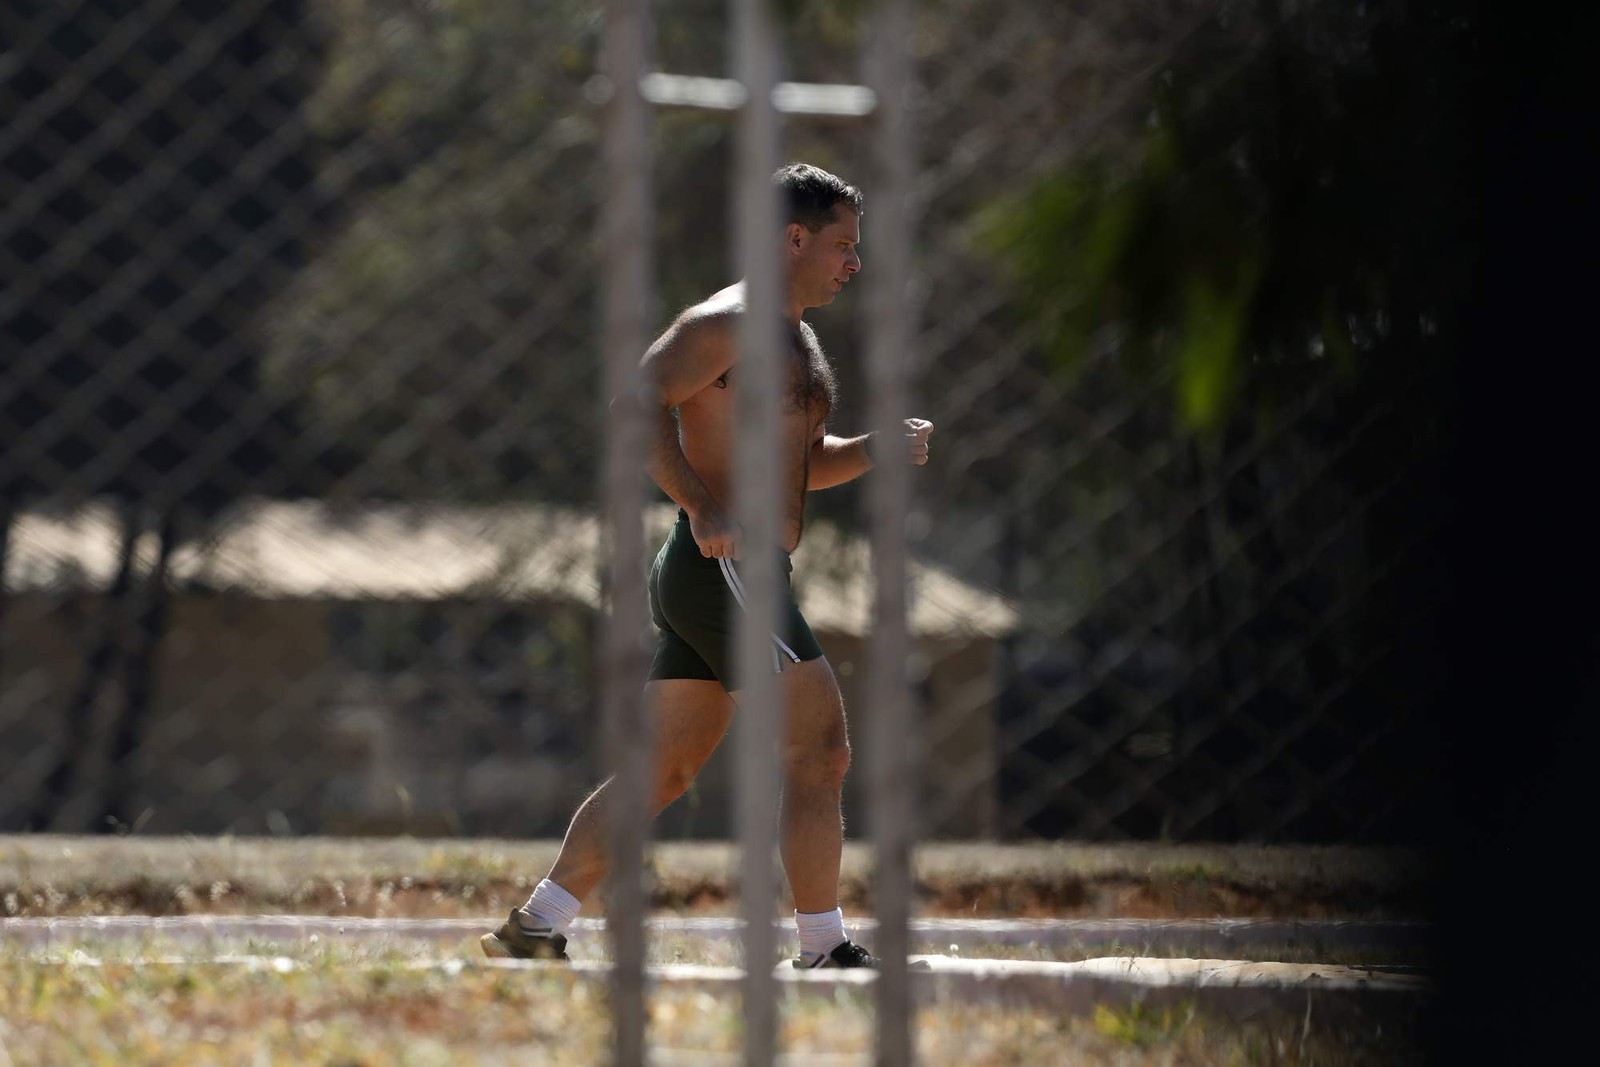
2;0;1455;844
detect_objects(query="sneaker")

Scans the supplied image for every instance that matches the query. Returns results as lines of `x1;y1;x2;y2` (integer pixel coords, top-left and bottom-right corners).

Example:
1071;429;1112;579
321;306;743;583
479;908;569;961
794;939;878;969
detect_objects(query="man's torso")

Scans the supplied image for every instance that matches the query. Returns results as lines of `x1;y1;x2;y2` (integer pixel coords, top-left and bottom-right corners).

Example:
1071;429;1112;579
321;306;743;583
677;317;836;552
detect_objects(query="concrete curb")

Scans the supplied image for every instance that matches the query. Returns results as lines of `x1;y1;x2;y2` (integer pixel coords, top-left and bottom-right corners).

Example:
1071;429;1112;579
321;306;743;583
0;914;1428;957
18;950;1427;1022
519;953;1430;1023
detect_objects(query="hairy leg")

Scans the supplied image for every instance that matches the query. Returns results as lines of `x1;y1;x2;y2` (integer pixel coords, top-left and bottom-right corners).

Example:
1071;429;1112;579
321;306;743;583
542;679;734;903
765;658;852;914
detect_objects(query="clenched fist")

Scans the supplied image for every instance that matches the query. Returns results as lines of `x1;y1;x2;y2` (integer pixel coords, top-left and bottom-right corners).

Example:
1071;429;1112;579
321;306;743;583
903;418;934;465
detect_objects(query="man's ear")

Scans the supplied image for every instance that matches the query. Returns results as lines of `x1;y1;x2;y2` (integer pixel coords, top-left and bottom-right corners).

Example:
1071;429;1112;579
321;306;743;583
785;223;807;253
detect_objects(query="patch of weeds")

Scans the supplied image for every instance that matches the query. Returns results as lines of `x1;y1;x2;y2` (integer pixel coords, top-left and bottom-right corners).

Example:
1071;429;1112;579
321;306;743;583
1155;862;1229;884
242;937;284;957
366;964;397;994
118;873;187;915
420;849;515;885
1093;1000;1194;1048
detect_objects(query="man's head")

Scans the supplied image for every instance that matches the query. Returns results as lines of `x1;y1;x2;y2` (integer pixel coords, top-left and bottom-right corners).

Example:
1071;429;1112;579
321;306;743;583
775;163;864;232
775;163;863;310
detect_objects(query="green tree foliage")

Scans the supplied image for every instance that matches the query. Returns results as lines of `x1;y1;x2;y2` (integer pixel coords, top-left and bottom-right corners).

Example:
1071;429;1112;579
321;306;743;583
970;1;1476;840
263;0;606;503
261;0;877;505
986;1;1476;434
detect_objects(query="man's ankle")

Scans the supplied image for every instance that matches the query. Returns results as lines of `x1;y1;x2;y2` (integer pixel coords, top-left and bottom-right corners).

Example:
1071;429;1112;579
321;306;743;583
795;906;847;958
521;878;582;934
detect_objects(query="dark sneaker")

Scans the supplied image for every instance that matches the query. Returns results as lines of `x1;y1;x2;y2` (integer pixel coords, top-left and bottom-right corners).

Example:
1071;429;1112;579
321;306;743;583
480;908;569;961
793;940;882;970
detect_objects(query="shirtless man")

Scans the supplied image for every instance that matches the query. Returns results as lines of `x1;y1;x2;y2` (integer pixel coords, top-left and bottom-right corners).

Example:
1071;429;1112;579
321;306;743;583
482;163;934;969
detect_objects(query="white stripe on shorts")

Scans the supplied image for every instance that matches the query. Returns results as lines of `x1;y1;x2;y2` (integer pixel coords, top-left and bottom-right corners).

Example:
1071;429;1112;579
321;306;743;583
718;558;803;665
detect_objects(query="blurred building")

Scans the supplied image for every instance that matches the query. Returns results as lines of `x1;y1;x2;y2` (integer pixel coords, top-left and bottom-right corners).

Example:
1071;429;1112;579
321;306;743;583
1;502;1016;838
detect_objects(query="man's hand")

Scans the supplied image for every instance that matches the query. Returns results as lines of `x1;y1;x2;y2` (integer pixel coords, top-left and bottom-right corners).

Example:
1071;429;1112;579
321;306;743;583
903;418;934;465
689;507;741;560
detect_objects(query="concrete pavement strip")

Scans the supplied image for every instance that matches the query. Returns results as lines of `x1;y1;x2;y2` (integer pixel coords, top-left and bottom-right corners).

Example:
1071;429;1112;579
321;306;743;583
13;950;1426;1021
0;915;1427;958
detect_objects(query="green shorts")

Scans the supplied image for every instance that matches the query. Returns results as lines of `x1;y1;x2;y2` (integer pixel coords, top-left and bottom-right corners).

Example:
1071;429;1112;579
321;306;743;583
648;509;825;685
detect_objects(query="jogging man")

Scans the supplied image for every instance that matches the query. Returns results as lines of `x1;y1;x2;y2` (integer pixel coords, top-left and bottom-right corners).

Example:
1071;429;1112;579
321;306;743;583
482;162;933;969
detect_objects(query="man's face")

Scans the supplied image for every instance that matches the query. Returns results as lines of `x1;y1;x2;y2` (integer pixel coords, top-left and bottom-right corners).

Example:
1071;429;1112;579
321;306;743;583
786;205;861;309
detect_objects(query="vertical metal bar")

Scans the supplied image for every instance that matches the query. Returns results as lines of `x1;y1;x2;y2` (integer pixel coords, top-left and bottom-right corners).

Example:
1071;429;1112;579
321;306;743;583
602;2;653;1065
732;1;783;1065
866;1;916;1065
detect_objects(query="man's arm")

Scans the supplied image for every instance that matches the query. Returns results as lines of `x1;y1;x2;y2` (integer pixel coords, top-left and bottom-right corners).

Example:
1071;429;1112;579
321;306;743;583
807;434;874;490
807;418;934;490
627;310;741;558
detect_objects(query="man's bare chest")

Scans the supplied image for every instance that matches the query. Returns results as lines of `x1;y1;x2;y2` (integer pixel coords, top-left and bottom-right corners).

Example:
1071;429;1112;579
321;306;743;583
711;328;835;420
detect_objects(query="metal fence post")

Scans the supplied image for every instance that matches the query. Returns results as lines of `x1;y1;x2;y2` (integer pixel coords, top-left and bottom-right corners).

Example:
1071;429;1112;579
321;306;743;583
732;1;784;1064
602;1;654;1064
866;1;916;1063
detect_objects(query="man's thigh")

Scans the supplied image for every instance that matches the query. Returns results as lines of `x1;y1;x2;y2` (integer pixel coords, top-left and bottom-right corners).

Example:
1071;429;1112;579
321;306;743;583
643;679;736;775
732;657;848;754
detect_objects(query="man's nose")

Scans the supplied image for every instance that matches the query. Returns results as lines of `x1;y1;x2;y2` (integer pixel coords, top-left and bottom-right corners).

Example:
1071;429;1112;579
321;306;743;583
846;252;861;273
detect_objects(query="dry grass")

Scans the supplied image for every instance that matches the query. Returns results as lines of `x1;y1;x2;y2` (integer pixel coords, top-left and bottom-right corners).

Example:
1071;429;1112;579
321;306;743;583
0;836;1431;920
0;837;1434;1064
0;956;1427;1067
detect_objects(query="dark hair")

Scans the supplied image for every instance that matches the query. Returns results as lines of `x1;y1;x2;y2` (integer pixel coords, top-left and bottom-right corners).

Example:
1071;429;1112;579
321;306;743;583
773;162;863;232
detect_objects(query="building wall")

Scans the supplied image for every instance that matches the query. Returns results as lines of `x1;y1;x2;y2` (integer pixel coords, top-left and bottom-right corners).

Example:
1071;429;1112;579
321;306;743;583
1;594;331;832
3;593;1002;838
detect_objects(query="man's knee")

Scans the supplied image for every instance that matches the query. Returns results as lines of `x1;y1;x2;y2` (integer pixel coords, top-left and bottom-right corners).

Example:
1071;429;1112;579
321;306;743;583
785;727;851;787
779;658;851;787
654;756;702;807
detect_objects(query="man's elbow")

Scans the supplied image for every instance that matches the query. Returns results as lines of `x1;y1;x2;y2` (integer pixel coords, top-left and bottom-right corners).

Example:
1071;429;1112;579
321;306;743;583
609;383;673;419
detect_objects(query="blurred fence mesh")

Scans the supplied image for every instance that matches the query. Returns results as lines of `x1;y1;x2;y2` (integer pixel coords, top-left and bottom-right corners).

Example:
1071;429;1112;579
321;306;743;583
2;0;1452;843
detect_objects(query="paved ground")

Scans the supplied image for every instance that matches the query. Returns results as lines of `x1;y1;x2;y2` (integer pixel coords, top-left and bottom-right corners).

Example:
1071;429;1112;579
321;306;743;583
0;913;1430;955
1;913;1430;1024
0;908;1427;1023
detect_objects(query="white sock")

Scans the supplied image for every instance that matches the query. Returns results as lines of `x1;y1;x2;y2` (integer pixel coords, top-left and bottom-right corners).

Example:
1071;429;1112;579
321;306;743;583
795;907;848;958
520;879;582;935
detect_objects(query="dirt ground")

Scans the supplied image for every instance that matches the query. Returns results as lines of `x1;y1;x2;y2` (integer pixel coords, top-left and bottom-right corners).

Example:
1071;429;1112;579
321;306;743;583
0;835;1433;920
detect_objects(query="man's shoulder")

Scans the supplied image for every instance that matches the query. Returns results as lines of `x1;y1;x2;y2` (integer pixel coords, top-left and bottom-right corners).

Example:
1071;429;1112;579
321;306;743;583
662;290;743;357
677;284;745;331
